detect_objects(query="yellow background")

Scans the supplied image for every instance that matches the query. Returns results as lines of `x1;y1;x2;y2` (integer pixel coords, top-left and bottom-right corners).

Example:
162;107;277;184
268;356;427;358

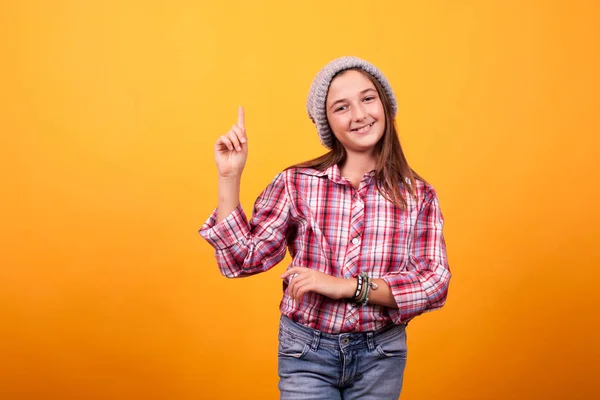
1;1;599;399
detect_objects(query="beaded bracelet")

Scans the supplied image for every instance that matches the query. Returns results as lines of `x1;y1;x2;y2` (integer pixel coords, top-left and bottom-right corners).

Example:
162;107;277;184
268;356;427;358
354;272;366;305
352;272;380;306
353;273;363;300
352;275;366;304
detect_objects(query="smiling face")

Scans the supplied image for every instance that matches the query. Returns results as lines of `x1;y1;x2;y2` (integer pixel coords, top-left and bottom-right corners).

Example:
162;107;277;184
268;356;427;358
325;69;386;157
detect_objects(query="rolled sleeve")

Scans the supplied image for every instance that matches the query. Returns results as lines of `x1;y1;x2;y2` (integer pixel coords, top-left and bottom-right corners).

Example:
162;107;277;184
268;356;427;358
199;204;250;250
198;172;292;278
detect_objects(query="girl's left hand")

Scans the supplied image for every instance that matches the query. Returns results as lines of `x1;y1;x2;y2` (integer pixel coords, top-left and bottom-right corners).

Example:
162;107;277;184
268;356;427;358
281;267;355;303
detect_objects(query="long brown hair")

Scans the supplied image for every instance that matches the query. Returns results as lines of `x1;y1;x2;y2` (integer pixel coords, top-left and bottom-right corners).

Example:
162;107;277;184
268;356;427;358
288;68;425;209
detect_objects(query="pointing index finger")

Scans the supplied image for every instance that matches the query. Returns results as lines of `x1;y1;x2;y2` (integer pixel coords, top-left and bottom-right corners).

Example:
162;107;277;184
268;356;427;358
238;105;245;129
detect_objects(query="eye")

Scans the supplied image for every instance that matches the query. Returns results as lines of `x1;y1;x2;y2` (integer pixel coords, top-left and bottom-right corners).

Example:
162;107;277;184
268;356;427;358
363;96;376;102
334;105;348;112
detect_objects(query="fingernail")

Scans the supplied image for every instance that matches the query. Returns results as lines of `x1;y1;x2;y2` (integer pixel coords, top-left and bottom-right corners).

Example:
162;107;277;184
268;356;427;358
240;137;247;143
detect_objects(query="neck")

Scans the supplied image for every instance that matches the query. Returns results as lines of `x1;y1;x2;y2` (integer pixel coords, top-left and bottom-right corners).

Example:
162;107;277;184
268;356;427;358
339;151;377;183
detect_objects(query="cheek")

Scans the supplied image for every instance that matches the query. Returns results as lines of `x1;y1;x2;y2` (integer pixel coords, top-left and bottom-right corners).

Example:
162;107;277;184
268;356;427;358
327;114;348;133
370;102;385;119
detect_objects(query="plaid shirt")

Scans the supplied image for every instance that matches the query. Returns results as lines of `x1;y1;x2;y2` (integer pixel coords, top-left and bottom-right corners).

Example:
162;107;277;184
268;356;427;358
199;164;451;334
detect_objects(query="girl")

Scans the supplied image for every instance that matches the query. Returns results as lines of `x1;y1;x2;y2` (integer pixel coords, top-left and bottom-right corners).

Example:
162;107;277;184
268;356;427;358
199;56;451;399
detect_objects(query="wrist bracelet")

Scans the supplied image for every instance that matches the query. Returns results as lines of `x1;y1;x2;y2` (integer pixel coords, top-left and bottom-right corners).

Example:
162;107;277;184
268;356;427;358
361;273;371;305
353;274;363;301
356;272;370;305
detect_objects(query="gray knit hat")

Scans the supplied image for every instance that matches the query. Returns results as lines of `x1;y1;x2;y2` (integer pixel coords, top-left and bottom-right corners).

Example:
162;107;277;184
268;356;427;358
306;56;397;149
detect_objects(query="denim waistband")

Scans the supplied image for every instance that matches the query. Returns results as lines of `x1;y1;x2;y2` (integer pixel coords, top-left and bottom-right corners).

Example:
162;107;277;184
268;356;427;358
279;315;406;351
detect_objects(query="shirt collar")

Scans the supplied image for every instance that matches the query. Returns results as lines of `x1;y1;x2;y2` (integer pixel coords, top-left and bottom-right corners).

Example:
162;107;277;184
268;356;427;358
296;164;375;185
328;164;376;186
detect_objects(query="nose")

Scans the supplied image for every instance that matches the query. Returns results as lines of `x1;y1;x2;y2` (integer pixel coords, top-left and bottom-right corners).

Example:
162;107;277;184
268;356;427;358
352;103;367;121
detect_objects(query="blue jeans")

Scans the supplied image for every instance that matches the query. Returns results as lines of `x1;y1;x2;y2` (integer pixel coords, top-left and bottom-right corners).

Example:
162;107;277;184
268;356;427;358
278;315;408;400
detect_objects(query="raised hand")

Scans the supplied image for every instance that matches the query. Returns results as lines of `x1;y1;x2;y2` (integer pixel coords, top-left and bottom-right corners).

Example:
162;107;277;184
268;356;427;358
214;106;248;178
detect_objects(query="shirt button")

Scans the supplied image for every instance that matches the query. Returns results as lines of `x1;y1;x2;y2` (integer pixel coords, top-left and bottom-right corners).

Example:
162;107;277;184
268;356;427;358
351;238;359;245
349;317;356;323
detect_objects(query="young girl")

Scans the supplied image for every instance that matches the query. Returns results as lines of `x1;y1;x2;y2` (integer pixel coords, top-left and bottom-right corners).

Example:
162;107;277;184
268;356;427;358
199;56;451;399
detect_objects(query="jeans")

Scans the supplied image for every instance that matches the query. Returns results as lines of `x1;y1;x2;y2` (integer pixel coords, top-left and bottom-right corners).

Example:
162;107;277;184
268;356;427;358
278;315;408;400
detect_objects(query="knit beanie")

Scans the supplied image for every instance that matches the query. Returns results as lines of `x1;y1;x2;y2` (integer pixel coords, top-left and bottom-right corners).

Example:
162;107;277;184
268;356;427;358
306;56;397;149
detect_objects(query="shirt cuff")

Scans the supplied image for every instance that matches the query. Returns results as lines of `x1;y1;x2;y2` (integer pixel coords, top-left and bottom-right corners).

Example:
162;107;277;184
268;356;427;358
198;204;250;250
381;261;428;325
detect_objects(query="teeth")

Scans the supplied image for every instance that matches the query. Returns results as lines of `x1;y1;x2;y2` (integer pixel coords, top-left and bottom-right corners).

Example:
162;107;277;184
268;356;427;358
354;123;373;133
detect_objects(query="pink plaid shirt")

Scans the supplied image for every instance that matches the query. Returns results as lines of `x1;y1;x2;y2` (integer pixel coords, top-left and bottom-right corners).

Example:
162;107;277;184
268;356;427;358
199;164;451;334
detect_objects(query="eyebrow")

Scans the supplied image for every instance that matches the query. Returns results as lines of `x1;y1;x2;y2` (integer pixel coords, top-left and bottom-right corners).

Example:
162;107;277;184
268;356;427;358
328;88;377;111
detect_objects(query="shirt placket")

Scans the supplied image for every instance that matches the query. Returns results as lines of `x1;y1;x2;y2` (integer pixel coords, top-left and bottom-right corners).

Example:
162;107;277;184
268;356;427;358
343;189;366;328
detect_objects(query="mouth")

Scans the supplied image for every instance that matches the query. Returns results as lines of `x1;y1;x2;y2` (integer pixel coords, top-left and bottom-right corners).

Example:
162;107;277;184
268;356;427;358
350;122;375;133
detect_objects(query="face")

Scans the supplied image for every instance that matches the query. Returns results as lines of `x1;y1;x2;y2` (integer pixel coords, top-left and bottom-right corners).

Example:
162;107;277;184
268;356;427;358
325;69;386;156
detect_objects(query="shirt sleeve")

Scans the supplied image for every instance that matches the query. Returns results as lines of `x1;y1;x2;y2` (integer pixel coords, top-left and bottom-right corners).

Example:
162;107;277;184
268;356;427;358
380;185;452;324
198;172;292;278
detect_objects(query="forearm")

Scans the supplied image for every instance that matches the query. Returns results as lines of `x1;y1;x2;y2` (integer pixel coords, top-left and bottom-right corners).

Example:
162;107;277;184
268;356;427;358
338;277;397;309
365;279;397;308
217;175;241;223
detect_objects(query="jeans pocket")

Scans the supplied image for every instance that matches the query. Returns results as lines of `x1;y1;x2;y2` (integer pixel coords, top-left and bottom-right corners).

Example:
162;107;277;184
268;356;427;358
278;327;310;359
375;329;407;359
278;341;310;359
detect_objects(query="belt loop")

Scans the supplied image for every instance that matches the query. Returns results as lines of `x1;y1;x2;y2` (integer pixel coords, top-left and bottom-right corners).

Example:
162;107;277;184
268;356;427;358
311;330;321;351
366;331;375;351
